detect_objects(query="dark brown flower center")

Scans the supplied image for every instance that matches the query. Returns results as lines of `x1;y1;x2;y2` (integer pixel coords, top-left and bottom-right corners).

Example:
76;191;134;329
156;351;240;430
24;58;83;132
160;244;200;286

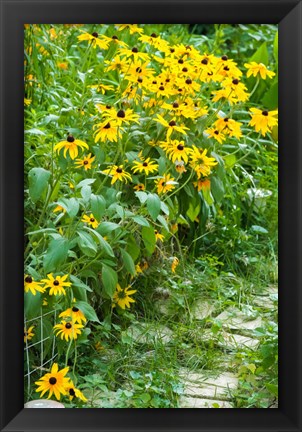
165;78;170;83
25;276;32;283
116;168;123;173
173;102;179;108
142;162;148;167
67;135;75;143
159;85;165;91
232;79;239;85
92;32;98;38
104;123;111;129
65;323;72;329
83;160;88;165
69;388;76;396
117;109;125;118
178;59;184;64
132;47;138;53
72;307;79;312
53;280;59;286
49;377;57;385
136;67;142;73
112;35;118;40
262;110;269;116
224;117;229;122
137;77;143;83
178;88;183;92
169;121;176;127
185;78;192;85
177;144;184;150
152;80;157;84
224;66;230;71
170;48;175;53
138;185;143;189
201;58;208;65
214;130;219;135
182;67;188;72
221;55;228;61
106;105;111;109
90;218;95;222
151;33;157;38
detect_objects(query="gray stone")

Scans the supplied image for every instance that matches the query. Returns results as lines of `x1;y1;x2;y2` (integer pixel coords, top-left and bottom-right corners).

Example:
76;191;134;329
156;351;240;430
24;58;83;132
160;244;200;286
179;396;233;408
192;300;215;320
127;322;173;344
24;399;65;408
202;329;260;350
215;307;262;331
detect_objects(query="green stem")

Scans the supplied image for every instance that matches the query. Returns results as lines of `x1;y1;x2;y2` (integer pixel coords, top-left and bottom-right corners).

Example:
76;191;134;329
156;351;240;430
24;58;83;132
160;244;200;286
65;338;73;368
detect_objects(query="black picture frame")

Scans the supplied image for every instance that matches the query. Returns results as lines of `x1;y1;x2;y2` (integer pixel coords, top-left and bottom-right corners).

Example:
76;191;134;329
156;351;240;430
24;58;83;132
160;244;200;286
1;0;301;431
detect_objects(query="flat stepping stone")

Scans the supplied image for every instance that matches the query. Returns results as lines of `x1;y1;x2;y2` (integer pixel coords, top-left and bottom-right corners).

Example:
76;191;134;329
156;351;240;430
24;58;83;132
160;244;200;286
180;369;238;401
192;300;215;320
252;296;276;309
202;329;260;351
215;307;262;331
126;322;173;344
179;396;233;408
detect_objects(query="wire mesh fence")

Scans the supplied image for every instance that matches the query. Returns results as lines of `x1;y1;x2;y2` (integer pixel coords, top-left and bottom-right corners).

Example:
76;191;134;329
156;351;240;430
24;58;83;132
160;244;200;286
24;308;58;397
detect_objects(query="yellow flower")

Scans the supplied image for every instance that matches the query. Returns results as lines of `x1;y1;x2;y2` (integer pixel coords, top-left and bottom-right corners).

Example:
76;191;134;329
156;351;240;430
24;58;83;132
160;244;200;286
54;135;89;160
24;326;35;343
118;46;149;62
24;275;45;295
115;24;144;35
132;157;158;175
101;34;128;48
90;83;115;94
75;153;95;171
42;274;71;296
214;116;242;139
248;108;278;136
102;108;139;127
160;140;191;164
175;160;187;174
54;320;84;341
81;213;99;229
77;32;109;50
57;62;68;70
59;306;87;324
189;147;218;178
154;115;189;140
244;62;276;80
134;183;145;191
112;284;136;309
102;165;132;185
105;55;129;72
155;173;177;194
171;257;179;273
139;33;169;51
94;121;123;143
53;204;66;214
155;230;164;242
35;363;70;400
64;380;88;402
205;127;226;144
194;178;211;192
24;97;31;106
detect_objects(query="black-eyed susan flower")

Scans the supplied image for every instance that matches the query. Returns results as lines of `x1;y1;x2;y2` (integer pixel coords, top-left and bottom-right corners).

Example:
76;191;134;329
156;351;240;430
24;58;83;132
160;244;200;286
134;183;145;191
42;274;71;296
75;153;95;171
89;83;115;94
59;306;87;324
194;178;211;192
24;97;31;106
118;46;149;62
94;121;123;143
54;320;84;341
175;160;187;174
64;380;87;402
24;275;45;295
112;284;136;309
155;230;165;242
104;55;129;72
102;165;132;185
171;257;179;273
81;213;99;229
77;31;109;50
160;140;191;164
35;363;70;400
54;135;88;160
155;173;177;194
244;62;276;80
214;116;242;139
101;34;128;48
115;24;144;35
248;108;278;136
24;326;35;343
204;127;226;144
189;147;218;178
53;204;66;214
132;157;158;175
102;108;139;126
154;115;189;140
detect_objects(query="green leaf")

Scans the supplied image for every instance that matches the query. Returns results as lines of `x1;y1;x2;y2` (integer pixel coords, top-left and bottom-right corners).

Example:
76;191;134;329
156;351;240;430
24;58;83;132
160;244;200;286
24;291;43;320
91;194;106;220
211;177;224;203
70;275;92;292
77;231;97;257
251;225;268;234
81;185;92;203
74;300;101;323
249;42;269;65
84;226;115;257
186;203;200;222
135;191;148;204
224;154;237;169
102;265;118;298
141;226;156;255
25;128;46;136
120;249;136;276
261;81;278;110
147;194;161;221
126;235;141;261
266;383;278;397
97;222;120;236
273;31;278;63
132;215;150;227
43;237;69;272
157;214;169;232
57;197;79;218
28;167;51;203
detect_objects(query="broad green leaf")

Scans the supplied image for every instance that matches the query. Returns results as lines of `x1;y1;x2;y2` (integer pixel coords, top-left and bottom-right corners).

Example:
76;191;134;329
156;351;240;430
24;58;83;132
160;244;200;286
77;230;97;257
81;185;91;202
262;81;278;110
24;292;43;320
84;226;115;257
74;300;101;323
224;154;237;169
135;191;148;204
91;194;106;220
120;249;136;276
25;128;46;136
186;203;200;222
70;275;92;292
273;31;278;63
266;383;278;397
147;194;161;221
97;222;120;236
157;214;169;232
43;237;69;272
251;225;268;234
28;167;51;203
126;235;141;261
102;265;118;298
57;197;79;218
211;177;225;203
249;42;269;65
132;215;150;227
142;226;156;255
